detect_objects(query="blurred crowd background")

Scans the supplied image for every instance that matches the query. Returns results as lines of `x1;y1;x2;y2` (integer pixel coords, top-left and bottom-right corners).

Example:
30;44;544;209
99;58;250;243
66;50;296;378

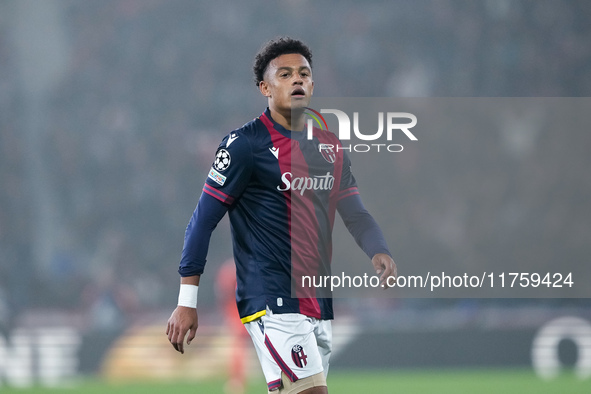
1;0;591;338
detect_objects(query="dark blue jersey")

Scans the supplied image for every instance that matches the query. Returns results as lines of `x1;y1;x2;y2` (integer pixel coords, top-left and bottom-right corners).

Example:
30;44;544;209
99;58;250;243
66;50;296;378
179;108;391;322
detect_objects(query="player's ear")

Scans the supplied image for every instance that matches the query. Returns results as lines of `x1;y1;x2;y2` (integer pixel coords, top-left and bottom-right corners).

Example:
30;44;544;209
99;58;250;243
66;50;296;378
259;80;271;97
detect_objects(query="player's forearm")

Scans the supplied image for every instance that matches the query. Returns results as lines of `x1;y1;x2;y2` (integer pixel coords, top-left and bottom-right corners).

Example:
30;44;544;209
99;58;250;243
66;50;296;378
337;194;392;258
181;275;200;286
178;190;229;277
352;215;391;258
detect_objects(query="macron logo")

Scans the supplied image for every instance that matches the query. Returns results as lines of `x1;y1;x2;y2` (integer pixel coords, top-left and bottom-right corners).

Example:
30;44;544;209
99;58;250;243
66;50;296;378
269;146;279;159
226;133;239;147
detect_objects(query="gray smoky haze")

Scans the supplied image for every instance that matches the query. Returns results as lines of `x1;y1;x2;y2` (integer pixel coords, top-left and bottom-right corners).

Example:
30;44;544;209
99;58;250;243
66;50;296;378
292;98;591;298
2;0;591;320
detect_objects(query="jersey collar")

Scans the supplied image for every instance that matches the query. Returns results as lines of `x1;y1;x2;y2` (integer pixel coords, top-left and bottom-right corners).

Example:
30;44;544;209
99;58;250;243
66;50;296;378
262;108;306;141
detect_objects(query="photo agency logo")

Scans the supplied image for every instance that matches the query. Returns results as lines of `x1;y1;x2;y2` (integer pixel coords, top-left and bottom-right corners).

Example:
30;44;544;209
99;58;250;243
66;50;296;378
304;107;418;153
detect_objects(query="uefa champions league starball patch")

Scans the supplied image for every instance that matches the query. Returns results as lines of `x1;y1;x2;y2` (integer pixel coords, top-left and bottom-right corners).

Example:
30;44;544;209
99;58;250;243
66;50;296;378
214;149;231;171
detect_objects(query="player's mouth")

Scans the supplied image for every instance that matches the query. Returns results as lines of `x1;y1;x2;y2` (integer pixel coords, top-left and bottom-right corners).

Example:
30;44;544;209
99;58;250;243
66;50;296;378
291;87;306;98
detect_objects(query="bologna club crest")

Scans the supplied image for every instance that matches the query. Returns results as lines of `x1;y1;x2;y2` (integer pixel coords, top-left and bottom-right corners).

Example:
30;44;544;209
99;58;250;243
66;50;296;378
319;143;336;163
291;344;308;368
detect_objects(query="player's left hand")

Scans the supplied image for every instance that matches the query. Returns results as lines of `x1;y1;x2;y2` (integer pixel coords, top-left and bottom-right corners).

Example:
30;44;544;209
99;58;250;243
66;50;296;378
372;253;397;289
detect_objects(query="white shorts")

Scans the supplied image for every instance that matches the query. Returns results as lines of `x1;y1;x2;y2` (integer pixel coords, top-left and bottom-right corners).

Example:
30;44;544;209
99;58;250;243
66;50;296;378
244;307;332;391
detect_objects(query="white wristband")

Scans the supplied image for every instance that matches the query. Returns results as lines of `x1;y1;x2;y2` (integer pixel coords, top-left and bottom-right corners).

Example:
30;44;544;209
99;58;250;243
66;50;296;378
177;284;198;308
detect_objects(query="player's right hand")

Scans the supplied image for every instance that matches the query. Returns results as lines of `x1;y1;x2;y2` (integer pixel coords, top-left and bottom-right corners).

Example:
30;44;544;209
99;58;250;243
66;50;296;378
166;306;198;354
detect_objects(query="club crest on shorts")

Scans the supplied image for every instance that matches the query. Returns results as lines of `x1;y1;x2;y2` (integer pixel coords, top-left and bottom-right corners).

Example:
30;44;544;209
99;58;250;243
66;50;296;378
318;143;336;164
214;149;231;171
291;344;308;368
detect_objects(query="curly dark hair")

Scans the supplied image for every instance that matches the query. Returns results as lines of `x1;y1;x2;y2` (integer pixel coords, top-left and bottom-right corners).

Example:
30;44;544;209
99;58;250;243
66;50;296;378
253;37;313;86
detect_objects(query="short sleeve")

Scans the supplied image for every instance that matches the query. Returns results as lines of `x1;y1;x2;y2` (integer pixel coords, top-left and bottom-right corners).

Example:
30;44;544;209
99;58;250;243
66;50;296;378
337;150;360;201
203;131;253;205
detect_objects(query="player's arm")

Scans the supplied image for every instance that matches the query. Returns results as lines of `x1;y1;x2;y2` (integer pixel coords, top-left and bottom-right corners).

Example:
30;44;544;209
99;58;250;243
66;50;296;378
337;194;397;288
336;150;396;287
167;192;229;354
167;131;253;353
167;274;200;354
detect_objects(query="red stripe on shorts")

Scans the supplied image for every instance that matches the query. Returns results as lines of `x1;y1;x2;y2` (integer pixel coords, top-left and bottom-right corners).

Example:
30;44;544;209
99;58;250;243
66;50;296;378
264;334;299;382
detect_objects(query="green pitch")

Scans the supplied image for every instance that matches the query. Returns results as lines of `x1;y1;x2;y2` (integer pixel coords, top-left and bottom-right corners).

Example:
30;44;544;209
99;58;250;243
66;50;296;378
1;369;589;393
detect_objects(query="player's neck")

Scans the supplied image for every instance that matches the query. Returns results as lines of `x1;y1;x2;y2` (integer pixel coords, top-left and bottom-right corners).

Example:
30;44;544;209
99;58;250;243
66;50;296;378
268;107;304;132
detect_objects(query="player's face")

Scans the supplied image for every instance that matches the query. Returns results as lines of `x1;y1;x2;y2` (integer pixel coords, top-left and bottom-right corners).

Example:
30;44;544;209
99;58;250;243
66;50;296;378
259;53;314;113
